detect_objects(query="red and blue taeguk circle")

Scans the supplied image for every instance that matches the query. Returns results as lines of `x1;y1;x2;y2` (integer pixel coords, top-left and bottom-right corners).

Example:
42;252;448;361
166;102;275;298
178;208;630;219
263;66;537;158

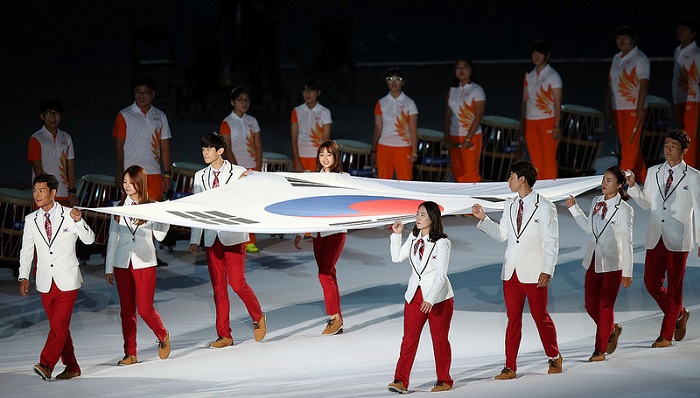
264;195;429;217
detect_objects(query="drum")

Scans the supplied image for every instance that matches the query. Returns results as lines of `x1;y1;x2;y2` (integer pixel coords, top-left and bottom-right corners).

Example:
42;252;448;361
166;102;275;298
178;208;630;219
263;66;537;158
261;152;291;172
557;104;605;176
641;95;672;166
0;188;33;268
413;128;450;181
480;116;522;182
171;162;204;199
336;139;375;177
77;174;121;260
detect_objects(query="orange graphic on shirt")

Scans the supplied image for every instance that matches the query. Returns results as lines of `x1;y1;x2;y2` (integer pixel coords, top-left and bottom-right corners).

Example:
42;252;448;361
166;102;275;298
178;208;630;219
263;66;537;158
535;85;554;115
151;127;162;164
246;129;256;160
458;99;476;132
310;122;324;148
617;66;640;105
394;110;411;142
59;148;69;189
682;60;699;98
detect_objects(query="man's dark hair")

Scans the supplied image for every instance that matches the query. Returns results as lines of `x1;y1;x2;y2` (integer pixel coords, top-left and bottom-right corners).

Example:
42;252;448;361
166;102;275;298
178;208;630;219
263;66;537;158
40;98;64;114
510;161;538;187
201;132;227;150
134;77;156;91
385;68;404;79
678;18;698;35
667;129;691;150
33;173;59;191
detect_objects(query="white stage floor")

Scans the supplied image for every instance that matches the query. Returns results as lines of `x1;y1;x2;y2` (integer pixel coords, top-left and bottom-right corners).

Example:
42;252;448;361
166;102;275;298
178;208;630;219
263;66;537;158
0;191;698;397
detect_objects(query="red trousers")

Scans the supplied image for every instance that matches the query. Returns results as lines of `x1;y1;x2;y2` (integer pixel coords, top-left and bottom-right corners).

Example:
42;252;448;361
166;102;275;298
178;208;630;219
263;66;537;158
584;261;622;353
449;135;482;182
376;144;413;180
114;263;167;356
503;271;559;371
524;118;559;180
394;288;453;388
206;238;263;338
644;239;689;341
615;109;647;182
40;281;79;373
313;233;346;316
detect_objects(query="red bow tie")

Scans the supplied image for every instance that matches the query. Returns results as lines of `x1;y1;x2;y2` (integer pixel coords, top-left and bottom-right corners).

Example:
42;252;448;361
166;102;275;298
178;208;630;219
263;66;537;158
593;201;608;219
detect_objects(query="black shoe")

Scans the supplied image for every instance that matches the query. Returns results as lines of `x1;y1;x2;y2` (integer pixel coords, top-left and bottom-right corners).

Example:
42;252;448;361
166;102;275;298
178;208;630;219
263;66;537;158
157;258;168;267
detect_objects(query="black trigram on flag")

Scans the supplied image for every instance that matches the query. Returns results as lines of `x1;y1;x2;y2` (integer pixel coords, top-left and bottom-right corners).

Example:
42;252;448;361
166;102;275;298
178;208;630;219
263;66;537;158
167;211;259;226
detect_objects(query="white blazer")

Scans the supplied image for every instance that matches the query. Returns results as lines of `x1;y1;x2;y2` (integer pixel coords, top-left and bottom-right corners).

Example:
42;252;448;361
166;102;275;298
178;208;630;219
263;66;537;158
390;233;454;305
628;162;700;251
568;194;634;277
105;200;170;273
18;204;95;293
477;191;559;283
189;160;249;247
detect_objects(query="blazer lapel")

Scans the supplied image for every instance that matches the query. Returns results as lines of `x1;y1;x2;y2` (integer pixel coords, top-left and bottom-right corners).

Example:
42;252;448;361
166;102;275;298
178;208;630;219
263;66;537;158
592;197;620;243
666;163;688;199
223;161;235;185
33;211;50;247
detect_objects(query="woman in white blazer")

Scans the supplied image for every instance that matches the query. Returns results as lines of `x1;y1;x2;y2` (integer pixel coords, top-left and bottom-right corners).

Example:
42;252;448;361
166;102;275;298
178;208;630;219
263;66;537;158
387;201;454;394
106;165;170;366
567;166;633;362
294;141;348;336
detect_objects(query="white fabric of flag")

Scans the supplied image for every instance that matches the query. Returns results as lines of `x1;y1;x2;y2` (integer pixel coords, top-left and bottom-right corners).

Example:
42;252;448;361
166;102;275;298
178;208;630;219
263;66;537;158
82;172;601;234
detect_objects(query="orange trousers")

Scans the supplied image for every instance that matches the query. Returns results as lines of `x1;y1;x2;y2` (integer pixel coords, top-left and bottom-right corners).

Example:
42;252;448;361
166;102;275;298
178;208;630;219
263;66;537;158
376;144;413;180
524;118;558;180
300;157;317;172
674;102;699;168
449;135;482;182
615;110;647;182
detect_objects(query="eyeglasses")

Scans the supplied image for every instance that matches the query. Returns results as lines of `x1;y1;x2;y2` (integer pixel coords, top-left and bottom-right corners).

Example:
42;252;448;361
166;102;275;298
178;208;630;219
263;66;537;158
43;110;61;117
385;76;403;82
234;98;250;103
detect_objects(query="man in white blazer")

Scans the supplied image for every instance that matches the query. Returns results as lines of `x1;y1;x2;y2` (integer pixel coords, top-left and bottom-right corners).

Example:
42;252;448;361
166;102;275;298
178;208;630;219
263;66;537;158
626;129;700;348
18;173;95;381
189;132;267;348
472;161;562;380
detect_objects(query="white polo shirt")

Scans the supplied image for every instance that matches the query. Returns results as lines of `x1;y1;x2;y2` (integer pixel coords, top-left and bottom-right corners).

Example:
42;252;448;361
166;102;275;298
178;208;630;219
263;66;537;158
112;103;172;175
374;92;419;147
447;82;486;136
524;64;563;120
220;111;260;169
673;41;700;104
291;103;332;158
28;126;75;198
609;46;650;111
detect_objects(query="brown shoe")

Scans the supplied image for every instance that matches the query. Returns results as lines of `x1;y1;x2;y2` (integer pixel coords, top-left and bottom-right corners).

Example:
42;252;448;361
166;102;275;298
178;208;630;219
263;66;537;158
388;380;408;394
117;355;137;366
55;370;80;380
651;336;672;348
253;314;267;342
606;323;623;354
588;351;606;362
675;308;690;341
494;367;516;380
33;363;51;381
322;317;344;336
208;336;233;348
430;381;452;392
548;354;563;374
158;332;171;359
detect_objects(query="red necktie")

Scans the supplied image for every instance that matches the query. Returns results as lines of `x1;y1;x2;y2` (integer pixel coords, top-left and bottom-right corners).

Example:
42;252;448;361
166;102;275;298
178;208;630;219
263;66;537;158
213;171;220;188
593;201;608;219
516;199;523;234
44;213;52;241
665;169;673;195
413;238;425;261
